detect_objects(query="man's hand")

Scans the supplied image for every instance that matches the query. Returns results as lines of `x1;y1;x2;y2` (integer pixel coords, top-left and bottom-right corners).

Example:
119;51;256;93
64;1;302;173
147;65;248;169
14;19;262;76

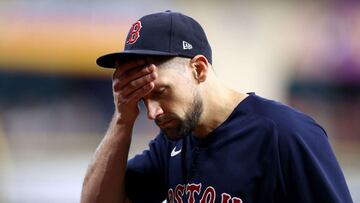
81;59;157;203
112;59;157;123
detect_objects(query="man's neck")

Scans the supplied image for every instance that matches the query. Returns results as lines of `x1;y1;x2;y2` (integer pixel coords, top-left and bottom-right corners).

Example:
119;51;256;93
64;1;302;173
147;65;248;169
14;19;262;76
193;84;248;138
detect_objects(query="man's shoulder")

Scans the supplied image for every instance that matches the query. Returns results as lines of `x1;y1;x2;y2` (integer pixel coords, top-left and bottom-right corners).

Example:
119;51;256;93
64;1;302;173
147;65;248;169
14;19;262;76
243;93;321;134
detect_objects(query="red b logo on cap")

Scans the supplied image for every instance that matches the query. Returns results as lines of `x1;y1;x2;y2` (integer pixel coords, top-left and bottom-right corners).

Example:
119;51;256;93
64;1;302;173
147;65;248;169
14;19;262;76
126;21;142;44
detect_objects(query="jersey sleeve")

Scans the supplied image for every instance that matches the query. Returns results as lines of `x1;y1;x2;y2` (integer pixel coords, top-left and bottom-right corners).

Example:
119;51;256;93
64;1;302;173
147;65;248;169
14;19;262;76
275;113;353;203
125;133;168;203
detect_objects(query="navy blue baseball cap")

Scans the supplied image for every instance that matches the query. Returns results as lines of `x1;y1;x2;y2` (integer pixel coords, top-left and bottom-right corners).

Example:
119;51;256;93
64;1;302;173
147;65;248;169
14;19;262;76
96;10;212;68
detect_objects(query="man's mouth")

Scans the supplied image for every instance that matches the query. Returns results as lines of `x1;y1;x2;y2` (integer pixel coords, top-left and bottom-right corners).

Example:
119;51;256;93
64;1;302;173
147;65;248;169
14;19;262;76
156;119;176;129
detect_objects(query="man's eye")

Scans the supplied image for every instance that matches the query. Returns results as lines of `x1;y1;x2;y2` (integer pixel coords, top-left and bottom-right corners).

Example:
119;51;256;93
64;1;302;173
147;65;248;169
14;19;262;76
155;87;166;95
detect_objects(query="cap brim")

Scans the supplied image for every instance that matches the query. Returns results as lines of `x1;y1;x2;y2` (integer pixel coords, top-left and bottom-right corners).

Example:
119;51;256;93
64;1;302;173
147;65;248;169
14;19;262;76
96;50;179;68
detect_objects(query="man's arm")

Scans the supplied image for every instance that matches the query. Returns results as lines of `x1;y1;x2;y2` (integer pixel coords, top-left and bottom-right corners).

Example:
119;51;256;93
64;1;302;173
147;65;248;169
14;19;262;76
80;116;133;203
80;60;157;203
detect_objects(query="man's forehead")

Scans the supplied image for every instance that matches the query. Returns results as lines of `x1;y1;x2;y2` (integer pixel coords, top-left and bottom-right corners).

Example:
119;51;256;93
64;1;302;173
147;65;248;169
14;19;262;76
153;69;172;86
154;66;186;86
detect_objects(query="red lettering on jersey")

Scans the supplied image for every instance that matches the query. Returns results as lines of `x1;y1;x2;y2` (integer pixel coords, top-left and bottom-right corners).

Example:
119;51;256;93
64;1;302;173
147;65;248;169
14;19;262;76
175;184;185;203
232;197;243;203
126;21;142;44
221;193;243;203
186;183;201;203
168;188;174;203
200;186;216;203
168;183;243;203
221;193;231;203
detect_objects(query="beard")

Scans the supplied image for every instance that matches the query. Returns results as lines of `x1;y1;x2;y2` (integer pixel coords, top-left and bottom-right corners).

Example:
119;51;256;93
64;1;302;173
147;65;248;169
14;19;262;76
156;93;203;141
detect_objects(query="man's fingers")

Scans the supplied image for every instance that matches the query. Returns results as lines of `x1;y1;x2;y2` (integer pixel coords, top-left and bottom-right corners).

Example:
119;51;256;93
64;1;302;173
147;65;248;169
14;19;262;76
126;82;155;102
113;59;146;78
117;82;154;104
111;59;158;106
116;64;156;90
113;68;157;104
118;71;157;96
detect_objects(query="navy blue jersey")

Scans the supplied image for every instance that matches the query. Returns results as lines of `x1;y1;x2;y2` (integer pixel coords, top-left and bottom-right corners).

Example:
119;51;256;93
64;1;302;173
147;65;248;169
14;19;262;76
125;93;353;203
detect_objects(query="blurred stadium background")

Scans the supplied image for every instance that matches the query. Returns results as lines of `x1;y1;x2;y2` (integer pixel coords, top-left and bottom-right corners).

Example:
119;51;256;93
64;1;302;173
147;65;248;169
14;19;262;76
0;0;359;202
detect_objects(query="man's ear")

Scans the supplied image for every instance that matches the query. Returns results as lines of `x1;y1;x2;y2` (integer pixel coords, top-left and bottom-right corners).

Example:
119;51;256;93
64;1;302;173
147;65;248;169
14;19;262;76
190;55;209;83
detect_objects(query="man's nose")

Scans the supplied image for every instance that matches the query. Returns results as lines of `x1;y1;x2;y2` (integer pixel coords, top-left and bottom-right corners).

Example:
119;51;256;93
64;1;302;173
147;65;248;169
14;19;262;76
146;101;164;120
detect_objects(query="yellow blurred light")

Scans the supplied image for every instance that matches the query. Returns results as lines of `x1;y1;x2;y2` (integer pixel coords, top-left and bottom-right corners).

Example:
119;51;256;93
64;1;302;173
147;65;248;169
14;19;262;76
0;14;128;77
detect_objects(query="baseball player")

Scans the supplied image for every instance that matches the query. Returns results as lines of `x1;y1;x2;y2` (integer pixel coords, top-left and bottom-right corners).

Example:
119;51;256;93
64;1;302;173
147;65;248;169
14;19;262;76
81;11;353;203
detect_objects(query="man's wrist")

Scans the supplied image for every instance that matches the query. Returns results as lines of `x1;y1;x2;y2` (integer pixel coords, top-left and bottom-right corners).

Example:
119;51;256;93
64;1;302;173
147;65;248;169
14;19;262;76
113;112;136;127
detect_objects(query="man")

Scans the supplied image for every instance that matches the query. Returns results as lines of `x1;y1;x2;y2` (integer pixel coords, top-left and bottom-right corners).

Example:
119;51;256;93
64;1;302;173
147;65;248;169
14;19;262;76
81;11;353;203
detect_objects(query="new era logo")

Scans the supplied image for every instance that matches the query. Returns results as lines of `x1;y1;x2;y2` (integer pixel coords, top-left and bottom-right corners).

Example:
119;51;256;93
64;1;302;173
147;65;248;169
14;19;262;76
182;41;193;50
